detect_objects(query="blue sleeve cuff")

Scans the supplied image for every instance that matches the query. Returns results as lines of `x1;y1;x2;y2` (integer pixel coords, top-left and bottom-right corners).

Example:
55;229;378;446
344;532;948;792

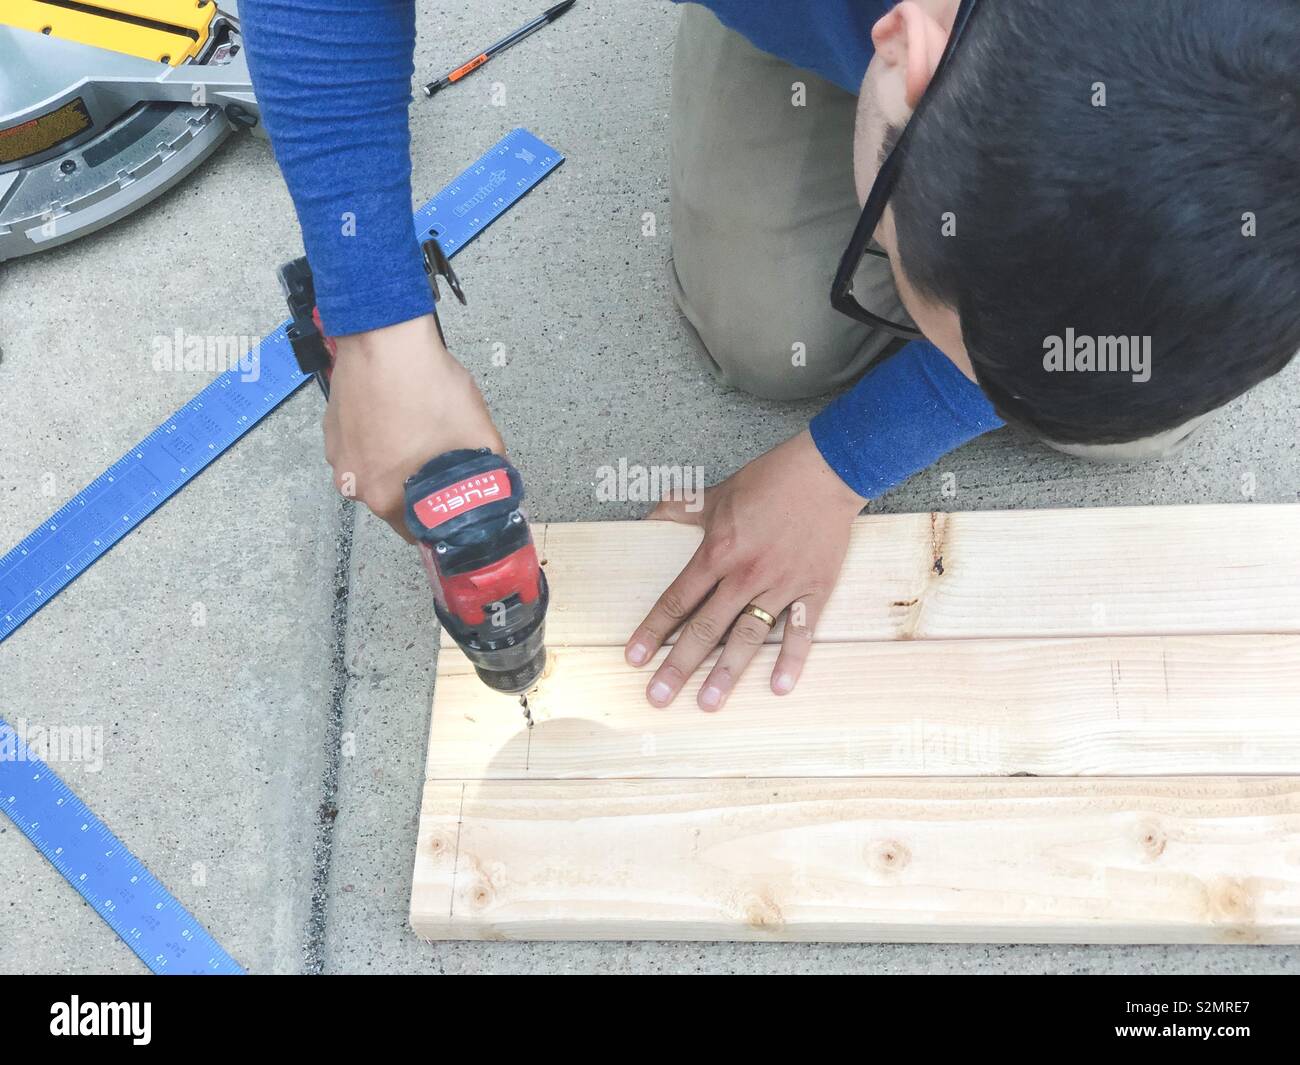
809;341;1004;499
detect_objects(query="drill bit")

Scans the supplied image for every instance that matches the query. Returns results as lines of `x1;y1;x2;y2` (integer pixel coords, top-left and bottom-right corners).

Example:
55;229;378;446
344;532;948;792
519;693;534;729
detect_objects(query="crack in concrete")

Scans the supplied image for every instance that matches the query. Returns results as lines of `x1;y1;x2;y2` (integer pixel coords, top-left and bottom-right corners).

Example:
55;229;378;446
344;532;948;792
303;498;356;973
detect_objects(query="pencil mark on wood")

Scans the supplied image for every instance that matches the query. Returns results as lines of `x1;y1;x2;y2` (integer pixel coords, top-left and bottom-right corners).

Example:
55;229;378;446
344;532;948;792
448;783;466;919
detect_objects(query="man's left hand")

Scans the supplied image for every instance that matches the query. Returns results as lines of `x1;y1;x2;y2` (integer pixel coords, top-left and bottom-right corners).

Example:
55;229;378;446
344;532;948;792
624;430;867;710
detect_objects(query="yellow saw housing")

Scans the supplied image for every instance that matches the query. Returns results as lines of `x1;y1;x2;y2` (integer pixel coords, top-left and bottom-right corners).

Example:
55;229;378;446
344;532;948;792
3;0;215;66
0;1;258;260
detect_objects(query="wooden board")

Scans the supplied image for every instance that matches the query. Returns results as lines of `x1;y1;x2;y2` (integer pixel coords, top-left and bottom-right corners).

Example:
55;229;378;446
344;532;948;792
412;505;1300;943
413;778;1300;943
428;635;1300;779
487;505;1300;647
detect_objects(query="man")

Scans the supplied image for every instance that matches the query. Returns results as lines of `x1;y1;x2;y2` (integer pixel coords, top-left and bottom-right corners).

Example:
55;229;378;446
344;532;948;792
241;0;1299;711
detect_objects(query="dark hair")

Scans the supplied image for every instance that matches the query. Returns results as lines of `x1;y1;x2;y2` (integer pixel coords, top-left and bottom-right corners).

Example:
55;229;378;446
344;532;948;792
890;0;1299;444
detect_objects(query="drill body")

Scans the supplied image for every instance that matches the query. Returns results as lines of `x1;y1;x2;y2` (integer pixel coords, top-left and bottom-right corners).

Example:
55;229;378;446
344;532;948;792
405;450;548;694
278;248;548;696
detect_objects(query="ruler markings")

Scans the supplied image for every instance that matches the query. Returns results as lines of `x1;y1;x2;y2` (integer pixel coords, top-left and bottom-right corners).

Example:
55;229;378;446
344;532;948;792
0;129;564;973
0;129;561;641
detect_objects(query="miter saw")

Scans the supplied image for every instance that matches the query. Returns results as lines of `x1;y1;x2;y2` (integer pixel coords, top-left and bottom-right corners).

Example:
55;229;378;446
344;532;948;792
0;0;261;261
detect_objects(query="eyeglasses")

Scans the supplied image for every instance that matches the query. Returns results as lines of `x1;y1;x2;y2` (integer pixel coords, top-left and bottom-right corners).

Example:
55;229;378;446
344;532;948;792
830;0;982;340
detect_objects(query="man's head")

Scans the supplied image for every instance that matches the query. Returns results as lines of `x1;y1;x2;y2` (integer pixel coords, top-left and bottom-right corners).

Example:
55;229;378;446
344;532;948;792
853;0;1299;445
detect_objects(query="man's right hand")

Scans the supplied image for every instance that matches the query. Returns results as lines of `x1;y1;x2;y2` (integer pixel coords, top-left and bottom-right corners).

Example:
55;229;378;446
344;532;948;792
323;314;505;542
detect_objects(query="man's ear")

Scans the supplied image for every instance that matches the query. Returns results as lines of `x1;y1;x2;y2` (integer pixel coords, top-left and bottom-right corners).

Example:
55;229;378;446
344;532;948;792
871;2;951;109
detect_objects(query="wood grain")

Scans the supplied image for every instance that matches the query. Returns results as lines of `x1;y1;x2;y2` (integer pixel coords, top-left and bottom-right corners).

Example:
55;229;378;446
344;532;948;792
428;635;1300;779
415;508;1300;943
454;505;1300;647
410;776;1300;943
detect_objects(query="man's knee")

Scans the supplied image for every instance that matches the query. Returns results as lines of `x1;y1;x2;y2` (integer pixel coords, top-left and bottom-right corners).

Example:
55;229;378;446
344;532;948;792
673;259;891;400
703;318;852;400
667;4;888;402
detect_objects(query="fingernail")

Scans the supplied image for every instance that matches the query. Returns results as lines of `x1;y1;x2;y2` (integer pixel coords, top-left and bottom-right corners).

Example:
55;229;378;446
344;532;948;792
773;672;795;694
699;684;722;709
627;641;649;666
648;680;672;705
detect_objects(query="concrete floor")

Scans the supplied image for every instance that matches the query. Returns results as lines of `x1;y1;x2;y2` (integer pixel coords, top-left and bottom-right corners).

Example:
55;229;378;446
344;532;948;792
1;0;1296;975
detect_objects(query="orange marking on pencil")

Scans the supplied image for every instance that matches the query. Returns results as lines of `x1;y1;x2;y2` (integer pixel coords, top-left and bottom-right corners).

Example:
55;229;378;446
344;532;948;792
449;54;489;82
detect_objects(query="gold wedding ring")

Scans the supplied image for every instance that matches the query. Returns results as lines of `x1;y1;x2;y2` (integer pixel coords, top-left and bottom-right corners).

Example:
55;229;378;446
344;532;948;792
740;603;777;629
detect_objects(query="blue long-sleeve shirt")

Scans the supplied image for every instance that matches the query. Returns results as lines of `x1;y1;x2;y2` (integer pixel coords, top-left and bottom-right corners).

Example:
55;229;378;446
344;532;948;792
240;0;1003;500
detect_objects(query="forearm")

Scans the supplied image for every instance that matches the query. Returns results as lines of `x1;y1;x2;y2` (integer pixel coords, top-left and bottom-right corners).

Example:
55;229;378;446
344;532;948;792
809;341;1005;499
241;0;433;335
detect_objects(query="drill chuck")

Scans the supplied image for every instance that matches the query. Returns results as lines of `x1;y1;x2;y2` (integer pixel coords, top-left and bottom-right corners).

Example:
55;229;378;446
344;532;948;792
467;629;548;694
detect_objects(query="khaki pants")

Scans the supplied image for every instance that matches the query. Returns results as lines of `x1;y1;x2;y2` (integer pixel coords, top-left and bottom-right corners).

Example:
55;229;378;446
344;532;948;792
668;3;1211;461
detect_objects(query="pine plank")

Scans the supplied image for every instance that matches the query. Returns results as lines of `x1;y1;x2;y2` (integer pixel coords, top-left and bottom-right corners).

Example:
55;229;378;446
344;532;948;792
428;635;1300;779
458;505;1300;647
416;507;1300;942
410;776;1300;943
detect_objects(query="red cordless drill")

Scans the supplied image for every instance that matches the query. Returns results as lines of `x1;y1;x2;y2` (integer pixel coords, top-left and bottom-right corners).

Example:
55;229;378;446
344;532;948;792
278;240;549;704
